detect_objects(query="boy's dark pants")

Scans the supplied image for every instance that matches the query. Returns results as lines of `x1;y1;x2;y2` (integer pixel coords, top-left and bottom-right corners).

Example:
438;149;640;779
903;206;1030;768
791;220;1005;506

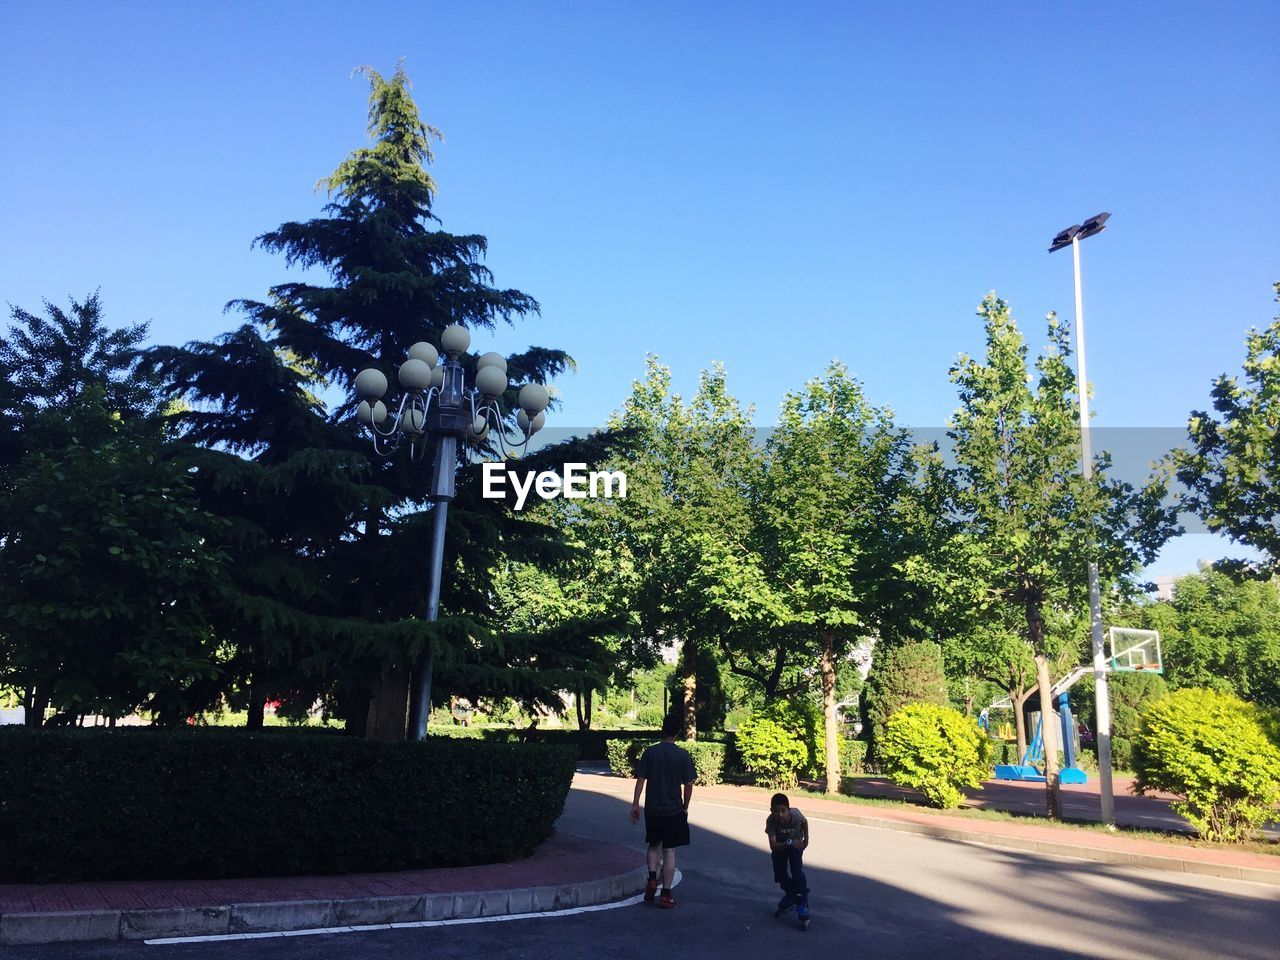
771;847;808;900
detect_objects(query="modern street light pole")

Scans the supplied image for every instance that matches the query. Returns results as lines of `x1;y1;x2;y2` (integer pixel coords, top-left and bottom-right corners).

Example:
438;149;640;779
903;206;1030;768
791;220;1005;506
355;324;552;741
1049;212;1115;826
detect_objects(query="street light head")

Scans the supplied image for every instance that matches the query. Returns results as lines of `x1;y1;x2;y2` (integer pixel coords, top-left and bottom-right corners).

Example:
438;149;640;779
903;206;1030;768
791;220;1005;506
429;365;445;390
398;358;434;391
475;364;508;397
402;407;426;435
477;352;507;374
354;368;388;400
1048;224;1081;253
1078;212;1110;239
407;342;439;368
441;324;471;356
517;409;546;435
518;382;550;414
467;415;490;441
358;399;388;425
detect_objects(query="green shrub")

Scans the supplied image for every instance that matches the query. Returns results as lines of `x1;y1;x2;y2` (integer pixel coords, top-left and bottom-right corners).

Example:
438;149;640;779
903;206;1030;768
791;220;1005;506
1110;736;1134;771
861;641;948;761
879;703;990;809
0;729;576;883
1134;688;1280;842
606;737;635;776
736;715;806;788
608;738;725;786
686;741;726;785
840;739;868;777
755;699;826;778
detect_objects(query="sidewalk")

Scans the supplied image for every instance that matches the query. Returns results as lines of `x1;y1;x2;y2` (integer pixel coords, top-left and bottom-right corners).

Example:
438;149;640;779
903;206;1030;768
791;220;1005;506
686;778;1280;887
0;832;643;946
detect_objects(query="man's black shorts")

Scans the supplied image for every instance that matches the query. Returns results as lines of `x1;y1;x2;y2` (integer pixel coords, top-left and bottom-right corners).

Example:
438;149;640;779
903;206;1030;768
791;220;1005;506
644;810;690;848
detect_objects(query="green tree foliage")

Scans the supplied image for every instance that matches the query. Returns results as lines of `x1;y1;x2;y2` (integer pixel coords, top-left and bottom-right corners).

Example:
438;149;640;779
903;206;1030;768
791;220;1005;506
0;296;227;725
862;640;948;760
946;294;1175;817
879;703;991;808
756;363;933;792
736;713;807;788
600;358;765;739
1120;571;1280;707
1134;688;1280;842
1175;283;1280;575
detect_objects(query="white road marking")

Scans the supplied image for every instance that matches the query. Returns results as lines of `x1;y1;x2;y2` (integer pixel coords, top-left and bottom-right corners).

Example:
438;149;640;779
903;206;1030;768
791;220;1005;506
143;871;682;946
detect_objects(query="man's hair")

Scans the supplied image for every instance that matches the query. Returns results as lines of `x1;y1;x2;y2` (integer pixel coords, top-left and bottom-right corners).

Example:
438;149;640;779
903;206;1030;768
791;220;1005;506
770;793;790;809
661;712;682;738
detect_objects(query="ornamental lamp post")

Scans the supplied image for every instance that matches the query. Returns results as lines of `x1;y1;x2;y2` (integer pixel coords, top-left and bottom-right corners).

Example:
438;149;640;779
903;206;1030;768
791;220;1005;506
354;323;552;741
1049;211;1115;826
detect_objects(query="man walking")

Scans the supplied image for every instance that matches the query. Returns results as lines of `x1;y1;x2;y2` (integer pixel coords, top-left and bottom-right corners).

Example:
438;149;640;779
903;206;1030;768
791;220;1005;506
630;712;696;908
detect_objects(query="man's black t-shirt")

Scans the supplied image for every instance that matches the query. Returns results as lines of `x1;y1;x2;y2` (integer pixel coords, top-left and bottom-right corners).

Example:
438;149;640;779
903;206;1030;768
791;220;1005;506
637;740;696;816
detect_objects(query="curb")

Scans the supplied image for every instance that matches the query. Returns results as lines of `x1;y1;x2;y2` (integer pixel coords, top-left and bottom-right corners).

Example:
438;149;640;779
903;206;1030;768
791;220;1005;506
0;867;647;946
703;795;1280;888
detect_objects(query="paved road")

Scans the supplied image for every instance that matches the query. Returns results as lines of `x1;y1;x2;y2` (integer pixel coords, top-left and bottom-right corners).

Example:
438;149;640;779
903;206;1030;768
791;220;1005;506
6;772;1278;960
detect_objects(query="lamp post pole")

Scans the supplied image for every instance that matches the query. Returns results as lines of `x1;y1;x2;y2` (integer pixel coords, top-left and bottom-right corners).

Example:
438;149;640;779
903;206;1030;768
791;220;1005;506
1051;212;1115;826
356;324;551;741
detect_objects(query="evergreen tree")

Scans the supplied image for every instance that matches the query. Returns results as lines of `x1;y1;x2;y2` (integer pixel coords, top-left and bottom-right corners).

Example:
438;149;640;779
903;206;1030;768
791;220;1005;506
175;64;573;736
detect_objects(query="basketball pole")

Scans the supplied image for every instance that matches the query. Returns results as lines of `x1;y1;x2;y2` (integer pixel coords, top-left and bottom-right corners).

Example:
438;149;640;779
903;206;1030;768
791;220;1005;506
1071;232;1117;828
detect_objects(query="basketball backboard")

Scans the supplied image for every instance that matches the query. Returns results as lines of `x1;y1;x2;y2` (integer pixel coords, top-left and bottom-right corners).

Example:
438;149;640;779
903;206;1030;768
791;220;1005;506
1108;627;1163;673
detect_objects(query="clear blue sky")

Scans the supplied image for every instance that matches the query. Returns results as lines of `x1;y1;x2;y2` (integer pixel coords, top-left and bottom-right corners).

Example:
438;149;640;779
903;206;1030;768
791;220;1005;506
2;1;1276;575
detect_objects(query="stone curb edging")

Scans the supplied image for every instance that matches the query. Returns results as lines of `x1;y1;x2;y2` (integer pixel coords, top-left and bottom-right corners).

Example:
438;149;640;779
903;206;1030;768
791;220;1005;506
705;795;1280;887
0;867;647;946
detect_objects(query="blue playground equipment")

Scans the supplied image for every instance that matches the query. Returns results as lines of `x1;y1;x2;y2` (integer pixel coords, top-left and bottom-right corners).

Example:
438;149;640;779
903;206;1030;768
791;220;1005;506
990;668;1089;784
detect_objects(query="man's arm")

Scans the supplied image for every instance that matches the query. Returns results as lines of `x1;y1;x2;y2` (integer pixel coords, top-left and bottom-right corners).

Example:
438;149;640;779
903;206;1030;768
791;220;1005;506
682;781;694;812
797;816;809;851
630;777;646;824
766;827;787;853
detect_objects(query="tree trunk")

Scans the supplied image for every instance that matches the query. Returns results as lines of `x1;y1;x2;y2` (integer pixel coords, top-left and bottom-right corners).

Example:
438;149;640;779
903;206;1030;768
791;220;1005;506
576;687;593;730
359;502;409;739
1033;653;1062;818
1010;687;1029;760
682;637;697;741
820;629;840;795
25;687;48;729
246;680;266;731
1024;598;1061;819
365;666;411;740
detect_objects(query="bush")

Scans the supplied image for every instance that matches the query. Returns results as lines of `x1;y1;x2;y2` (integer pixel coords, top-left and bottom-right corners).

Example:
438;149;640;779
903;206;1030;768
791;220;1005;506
1134;688;1280;842
840;739;868;777
0;729;576;883
686;741;726;785
608;738;725;786
879;703;990;809
755;698;827;778
736;715;807;788
861;641;948;761
606;737;635;776
1110;736;1134;772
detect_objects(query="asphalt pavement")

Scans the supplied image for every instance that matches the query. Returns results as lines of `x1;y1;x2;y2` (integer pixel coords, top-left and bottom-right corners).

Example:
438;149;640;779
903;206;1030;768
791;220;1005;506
6;771;1277;960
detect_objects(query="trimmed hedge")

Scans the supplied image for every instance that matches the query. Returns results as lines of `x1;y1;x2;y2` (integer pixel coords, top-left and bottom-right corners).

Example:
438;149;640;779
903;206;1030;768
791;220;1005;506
605;737;725;786
0;729;576;883
431;726;659;762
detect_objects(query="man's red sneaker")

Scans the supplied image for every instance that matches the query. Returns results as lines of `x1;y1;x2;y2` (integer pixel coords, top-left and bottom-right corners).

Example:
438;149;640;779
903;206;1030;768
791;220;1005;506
659;892;677;909
643;878;658;903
